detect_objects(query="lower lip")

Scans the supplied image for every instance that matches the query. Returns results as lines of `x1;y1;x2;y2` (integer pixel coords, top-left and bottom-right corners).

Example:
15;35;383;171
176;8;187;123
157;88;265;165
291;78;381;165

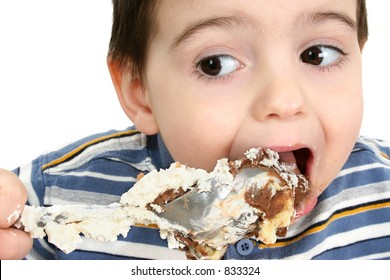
295;196;318;219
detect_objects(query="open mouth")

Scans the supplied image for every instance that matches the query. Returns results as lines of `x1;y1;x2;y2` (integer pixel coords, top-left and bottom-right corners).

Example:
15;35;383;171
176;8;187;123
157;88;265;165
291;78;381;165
292;148;311;175
279;148;312;176
278;147;316;218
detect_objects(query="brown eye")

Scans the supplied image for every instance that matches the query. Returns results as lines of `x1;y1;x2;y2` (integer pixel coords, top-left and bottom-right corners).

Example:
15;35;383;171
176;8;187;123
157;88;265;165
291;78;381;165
300;45;342;67
197;55;241;77
199;56;222;76
300;46;324;65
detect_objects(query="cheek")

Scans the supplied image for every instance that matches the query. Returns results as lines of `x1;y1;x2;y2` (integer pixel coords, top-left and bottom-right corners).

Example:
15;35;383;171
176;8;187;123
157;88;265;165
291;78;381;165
329;87;362;163
311;54;363;137
157;103;241;169
150;88;248;169
306;61;363;189
324;75;363;137
316;81;363;188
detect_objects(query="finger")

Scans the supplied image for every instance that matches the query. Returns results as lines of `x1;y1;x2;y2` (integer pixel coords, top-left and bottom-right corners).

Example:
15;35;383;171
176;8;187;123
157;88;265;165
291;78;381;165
0;169;28;228
0;228;33;259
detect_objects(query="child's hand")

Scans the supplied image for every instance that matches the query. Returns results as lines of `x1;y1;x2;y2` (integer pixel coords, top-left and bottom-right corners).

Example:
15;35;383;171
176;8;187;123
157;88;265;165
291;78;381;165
0;169;33;259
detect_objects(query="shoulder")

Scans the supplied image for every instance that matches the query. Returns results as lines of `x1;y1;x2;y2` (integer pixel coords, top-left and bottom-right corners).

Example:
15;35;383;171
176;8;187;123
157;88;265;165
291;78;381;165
17;127;168;206
325;136;390;198
350;136;390;166
41;128;153;174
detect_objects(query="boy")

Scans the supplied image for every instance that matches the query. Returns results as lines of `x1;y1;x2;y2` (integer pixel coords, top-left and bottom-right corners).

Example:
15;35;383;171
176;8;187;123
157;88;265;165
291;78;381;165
1;0;389;259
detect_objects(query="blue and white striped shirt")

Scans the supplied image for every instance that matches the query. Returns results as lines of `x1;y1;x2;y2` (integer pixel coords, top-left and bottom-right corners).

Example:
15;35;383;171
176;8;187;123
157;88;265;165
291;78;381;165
14;127;390;259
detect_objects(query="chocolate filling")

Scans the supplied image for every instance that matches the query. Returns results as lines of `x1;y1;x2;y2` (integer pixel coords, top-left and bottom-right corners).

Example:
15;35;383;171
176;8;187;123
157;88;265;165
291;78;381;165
245;184;273;213
146;187;188;211
244;179;294;238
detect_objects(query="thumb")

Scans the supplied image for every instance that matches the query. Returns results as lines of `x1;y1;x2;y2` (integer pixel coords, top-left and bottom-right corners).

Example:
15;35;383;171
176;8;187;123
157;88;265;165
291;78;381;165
0;169;28;228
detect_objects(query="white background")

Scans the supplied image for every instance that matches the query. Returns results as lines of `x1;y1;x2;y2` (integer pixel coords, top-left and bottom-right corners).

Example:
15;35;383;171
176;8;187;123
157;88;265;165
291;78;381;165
0;1;389;170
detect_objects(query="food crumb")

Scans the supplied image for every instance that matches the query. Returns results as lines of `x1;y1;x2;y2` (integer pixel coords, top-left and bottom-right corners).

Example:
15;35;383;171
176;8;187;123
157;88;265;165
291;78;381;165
7;208;21;225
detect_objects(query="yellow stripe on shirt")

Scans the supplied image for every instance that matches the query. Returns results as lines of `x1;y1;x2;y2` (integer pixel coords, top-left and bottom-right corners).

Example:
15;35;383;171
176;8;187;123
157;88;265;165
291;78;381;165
42;129;140;171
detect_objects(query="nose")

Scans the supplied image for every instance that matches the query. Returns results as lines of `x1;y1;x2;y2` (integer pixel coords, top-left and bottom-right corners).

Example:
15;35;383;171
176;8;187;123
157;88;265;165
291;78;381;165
252;73;307;121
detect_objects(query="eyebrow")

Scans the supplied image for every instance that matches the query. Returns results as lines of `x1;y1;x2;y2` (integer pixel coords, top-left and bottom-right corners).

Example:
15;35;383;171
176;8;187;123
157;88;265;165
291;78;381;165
169;10;357;52
301;11;357;32
169;16;255;52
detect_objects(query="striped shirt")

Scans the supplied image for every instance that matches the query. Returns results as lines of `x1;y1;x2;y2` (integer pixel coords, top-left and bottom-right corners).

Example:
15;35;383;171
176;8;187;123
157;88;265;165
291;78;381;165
14;127;390;260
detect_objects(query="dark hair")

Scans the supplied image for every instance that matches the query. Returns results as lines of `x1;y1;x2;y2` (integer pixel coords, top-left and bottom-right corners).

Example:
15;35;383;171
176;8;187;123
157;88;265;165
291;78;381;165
108;0;157;80
357;0;368;48
108;0;368;80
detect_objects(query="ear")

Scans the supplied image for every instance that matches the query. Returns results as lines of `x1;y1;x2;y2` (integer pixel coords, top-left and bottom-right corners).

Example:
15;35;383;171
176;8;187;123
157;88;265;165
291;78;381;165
107;58;159;135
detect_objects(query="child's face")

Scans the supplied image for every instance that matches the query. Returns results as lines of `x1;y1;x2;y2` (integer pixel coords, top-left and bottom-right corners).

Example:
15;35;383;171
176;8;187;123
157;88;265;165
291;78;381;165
127;0;363;212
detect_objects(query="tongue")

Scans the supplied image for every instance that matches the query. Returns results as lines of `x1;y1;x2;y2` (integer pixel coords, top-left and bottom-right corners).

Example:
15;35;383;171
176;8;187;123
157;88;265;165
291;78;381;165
278;151;296;165
278;151;301;175
279;152;301;174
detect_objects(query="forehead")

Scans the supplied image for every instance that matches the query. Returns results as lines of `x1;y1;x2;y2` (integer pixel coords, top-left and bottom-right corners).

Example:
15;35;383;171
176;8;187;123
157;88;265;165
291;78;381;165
153;0;357;42
156;0;357;19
